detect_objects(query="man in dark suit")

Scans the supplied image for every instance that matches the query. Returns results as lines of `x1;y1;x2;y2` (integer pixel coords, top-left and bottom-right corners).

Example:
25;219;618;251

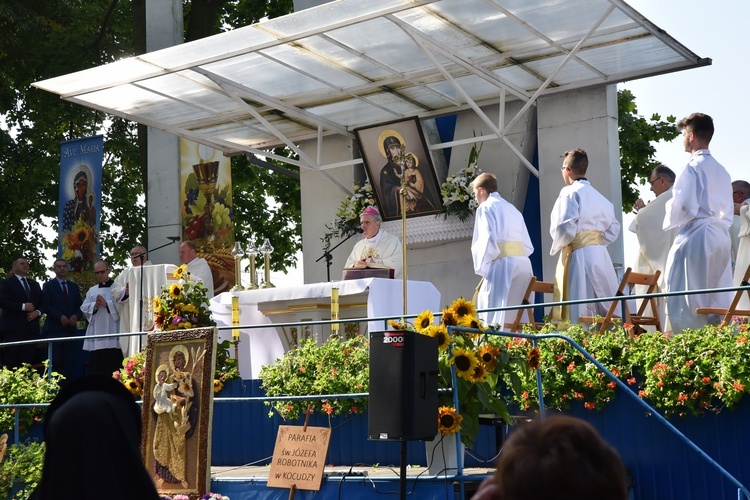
42;259;84;380
0;257;45;369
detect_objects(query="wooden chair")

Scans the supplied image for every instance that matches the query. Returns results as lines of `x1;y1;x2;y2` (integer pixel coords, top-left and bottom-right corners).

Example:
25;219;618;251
504;276;556;332
579;267;662;334
696;263;750;327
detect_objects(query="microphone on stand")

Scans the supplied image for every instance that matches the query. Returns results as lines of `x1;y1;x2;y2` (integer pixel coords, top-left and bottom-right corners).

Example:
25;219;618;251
167;236;181;242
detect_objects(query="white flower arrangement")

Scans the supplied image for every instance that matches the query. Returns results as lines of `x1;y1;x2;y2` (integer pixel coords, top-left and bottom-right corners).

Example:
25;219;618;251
440;143;482;222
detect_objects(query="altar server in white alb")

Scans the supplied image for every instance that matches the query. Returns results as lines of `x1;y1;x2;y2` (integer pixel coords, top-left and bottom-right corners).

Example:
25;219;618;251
344;206;403;278
179;240;215;298
81;260;123;377
664;113;733;334
470;173;533;327
550;148;620;324
628;165;678;332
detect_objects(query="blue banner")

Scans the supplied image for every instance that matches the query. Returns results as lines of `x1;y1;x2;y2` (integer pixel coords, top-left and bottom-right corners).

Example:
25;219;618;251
57;136;103;283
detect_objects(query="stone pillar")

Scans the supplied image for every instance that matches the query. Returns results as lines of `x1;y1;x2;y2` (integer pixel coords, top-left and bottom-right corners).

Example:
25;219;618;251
146;0;183;264
536;85;624;282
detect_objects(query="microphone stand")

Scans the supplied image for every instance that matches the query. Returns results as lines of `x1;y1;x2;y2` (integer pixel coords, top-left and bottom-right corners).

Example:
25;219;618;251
316;231;360;282
131;237;181;333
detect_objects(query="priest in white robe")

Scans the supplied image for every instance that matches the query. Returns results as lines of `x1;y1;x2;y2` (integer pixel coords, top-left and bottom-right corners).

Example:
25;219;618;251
628;165;678;332
470;173;533;327
344;207;402;278
179;241;215;298
550;148;620;324
664;113;733;334
81;260;123;376
733;194;750;311
112;245;175;357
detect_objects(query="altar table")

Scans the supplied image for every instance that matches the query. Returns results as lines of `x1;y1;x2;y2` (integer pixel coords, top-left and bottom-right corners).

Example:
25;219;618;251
210;278;441;379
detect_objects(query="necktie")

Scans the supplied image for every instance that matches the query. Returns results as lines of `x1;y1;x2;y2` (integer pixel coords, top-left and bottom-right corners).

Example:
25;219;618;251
62;281;68;299
21;277;31;298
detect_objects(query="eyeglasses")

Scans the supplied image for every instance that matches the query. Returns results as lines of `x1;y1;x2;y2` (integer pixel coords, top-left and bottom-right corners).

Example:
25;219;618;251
94;270;108;275
648;177;662;186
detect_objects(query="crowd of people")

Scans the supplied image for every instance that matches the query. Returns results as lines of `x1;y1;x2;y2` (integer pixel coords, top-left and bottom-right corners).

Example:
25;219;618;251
0;242;215;376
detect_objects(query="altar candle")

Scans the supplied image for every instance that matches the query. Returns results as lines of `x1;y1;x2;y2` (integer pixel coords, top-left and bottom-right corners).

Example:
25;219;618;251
331;287;340;336
232;295;240;340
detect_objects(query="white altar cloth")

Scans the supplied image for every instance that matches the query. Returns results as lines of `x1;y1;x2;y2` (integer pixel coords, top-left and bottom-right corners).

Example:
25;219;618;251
210;278;441;379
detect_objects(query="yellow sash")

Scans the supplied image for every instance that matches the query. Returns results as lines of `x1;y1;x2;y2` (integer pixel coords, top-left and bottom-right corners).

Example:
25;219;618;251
472;242;527;303
552;231;604;322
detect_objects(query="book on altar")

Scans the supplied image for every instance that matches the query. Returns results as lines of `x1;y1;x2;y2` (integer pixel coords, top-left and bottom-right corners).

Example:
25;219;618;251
342;265;395;280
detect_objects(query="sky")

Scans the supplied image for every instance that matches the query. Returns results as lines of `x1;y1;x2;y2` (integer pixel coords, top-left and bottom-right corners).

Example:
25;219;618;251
618;0;750;266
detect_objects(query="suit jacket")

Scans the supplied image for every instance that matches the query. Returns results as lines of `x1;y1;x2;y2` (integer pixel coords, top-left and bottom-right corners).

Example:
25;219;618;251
42;279;83;337
0;274;44;338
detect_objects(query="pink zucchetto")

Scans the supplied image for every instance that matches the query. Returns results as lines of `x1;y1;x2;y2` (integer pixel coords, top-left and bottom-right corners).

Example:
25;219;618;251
362;206;380;216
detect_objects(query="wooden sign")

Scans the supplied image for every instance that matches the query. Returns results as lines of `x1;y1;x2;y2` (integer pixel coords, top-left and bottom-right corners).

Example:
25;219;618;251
267;425;330;491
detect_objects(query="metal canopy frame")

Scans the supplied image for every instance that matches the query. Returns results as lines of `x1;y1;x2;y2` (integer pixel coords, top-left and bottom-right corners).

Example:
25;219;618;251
34;0;708;187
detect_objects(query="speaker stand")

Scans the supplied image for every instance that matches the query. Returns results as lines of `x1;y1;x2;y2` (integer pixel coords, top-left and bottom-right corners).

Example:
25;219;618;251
400;440;407;499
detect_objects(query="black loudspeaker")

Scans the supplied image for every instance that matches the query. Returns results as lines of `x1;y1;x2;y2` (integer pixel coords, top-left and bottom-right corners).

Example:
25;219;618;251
368;330;439;441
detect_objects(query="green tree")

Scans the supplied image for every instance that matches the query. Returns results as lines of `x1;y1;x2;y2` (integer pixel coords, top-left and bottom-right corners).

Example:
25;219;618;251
0;0;296;277
618;88;680;212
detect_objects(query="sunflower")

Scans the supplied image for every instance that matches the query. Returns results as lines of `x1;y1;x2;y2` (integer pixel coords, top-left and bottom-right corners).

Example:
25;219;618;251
441;308;458;327
414;310;434;333
449;297;477;319
477;344;501;372
72;227;90;246
388;319;409;330
471;363;488;382
153;296;163;310
527;347;541;370
169;283;182;298
154;311;166;328
213;379;224;393
437;406;463;435
457;314;487;332
173;264;188;280
451;347;479;382
124;378;141;395
426;324;451;351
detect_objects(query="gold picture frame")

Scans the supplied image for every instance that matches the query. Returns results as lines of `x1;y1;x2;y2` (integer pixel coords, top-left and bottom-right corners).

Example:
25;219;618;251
141;327;217;498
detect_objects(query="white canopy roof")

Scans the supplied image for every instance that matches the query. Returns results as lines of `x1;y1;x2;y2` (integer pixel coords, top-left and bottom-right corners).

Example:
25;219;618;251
34;0;707;172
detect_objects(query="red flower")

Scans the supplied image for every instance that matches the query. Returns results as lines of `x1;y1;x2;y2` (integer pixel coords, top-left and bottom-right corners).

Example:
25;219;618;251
584;402;595;410
351;406;358;414
701;377;711;384
732;381;745;392
567;362;576;373
677;393;688;403
638;390;648;398
322;402;334;415
607;381;617;389
627;377;636;385
685;360;694;367
737;336;748;344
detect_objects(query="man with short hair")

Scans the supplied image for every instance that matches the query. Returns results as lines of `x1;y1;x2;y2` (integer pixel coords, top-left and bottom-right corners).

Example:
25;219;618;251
664;113;733;334
550;148;620;324
178;241;214;298
470;172;533;327
81;260;123;376
0;257;45;368
628;165;678;331
42;258;84;380
344;207;403;278
111;244;153;356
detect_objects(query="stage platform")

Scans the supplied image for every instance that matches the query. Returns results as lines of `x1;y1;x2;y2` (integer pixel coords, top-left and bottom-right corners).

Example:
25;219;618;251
209;465;493;499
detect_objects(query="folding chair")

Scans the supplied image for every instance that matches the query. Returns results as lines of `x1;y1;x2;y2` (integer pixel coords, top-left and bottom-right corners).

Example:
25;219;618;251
696;263;750;327
504;276;556;332
579;267;662;334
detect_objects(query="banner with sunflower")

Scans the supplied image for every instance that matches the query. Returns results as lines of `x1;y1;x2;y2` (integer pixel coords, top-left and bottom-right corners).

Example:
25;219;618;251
57;135;103;291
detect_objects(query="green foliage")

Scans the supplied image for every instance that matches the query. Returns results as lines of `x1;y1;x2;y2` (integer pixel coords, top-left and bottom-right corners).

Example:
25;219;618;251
259;335;370;421
0;440;46;500
0;0;297;276
618;89;680;212
504;322;750;418
0;363;62;433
